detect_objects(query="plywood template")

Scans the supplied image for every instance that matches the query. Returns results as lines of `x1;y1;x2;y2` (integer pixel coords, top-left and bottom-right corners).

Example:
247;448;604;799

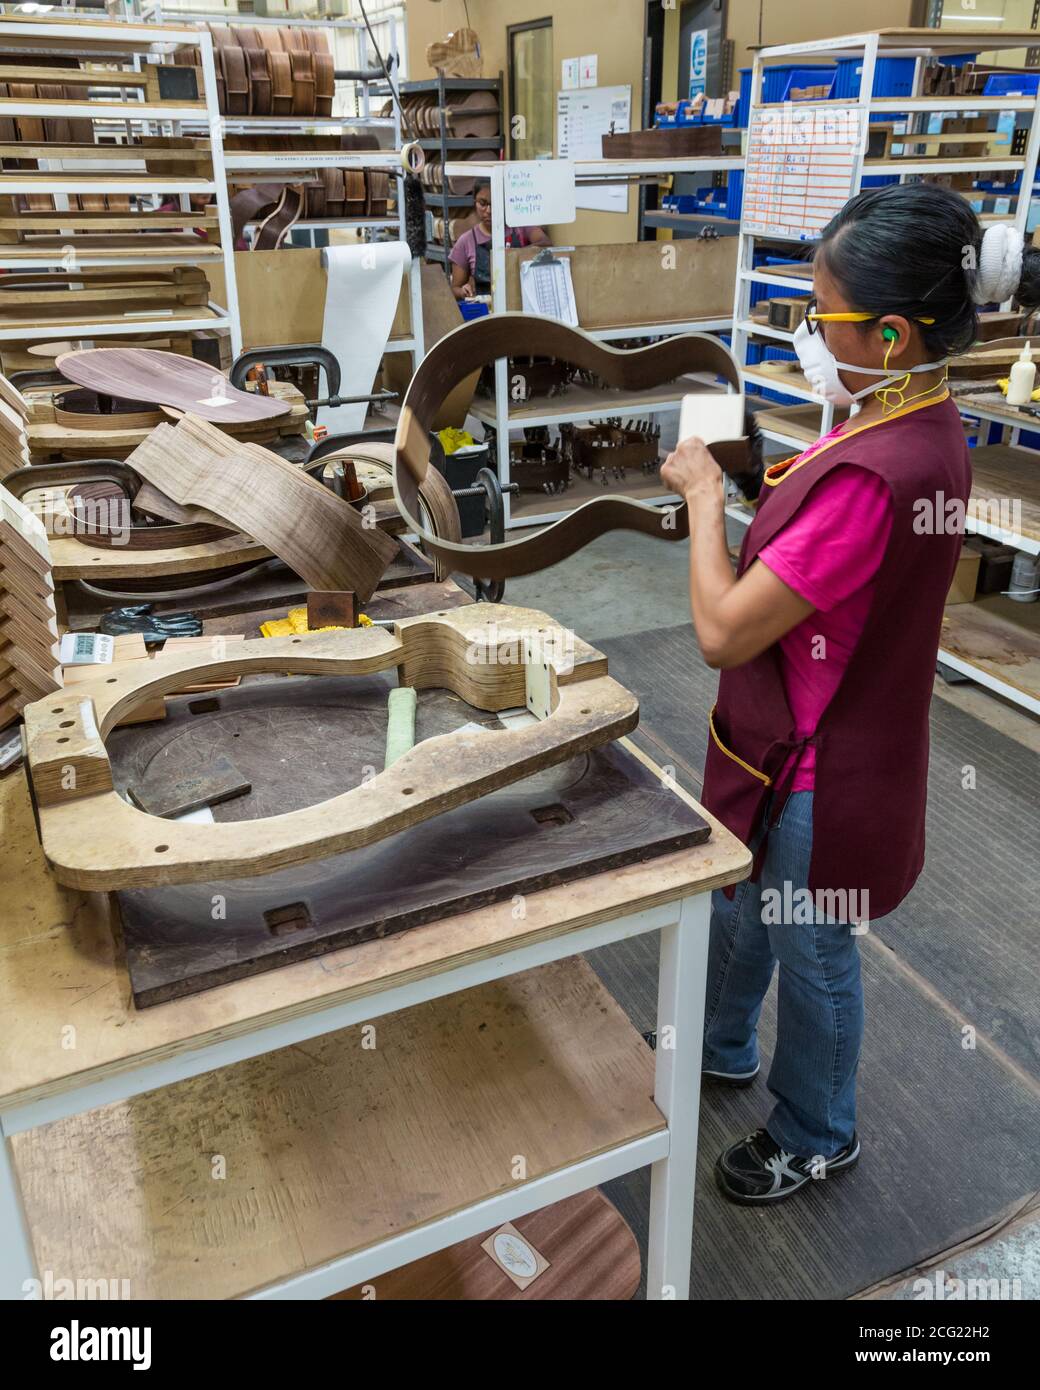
24;604;639;890
112;683;709;1004
11;958;662;1300
123;414;398;595
47;530;268;582
504;237;738;328
393;312;745;580
56;347;289;424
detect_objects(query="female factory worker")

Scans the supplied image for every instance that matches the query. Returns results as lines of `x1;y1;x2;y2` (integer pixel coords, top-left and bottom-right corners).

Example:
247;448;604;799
661;182;1034;1206
449;179;551;301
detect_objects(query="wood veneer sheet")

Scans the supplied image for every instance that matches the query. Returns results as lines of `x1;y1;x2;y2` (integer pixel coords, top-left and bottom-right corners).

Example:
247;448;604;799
56;348;290;425
125;415;397;600
318;242;411;433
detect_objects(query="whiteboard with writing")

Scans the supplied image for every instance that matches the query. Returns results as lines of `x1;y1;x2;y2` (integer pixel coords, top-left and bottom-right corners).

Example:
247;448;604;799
504;160;576;226
557;84;631;214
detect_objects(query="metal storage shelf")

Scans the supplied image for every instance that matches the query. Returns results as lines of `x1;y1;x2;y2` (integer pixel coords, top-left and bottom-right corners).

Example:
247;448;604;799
0;14;241;354
445;156;740;530
731;27;1040;714
417;137;504;150
644;210;740;234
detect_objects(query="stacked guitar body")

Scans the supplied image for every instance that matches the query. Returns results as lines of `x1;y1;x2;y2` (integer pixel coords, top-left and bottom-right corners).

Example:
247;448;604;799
201;24;334;119
227;134;390;249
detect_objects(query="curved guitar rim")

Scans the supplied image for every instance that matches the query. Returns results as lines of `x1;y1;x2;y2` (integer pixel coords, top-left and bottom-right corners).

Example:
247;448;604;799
392;312;746;580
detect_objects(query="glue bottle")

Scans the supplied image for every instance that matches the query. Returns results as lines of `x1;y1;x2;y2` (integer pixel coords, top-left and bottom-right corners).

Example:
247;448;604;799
1007;341;1036;405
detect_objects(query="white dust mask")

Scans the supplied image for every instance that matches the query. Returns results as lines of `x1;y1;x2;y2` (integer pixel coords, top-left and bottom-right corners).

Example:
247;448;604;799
792;319;947;412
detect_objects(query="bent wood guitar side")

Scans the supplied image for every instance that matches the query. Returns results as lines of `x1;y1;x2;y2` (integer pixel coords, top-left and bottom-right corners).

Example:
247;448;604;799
392;313;749;580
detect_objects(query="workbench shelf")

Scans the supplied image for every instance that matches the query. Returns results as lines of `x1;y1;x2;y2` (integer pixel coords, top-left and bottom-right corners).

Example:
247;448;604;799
445;156;745;531
730;27;1040;716
0;740;752;1301
0;14;241;360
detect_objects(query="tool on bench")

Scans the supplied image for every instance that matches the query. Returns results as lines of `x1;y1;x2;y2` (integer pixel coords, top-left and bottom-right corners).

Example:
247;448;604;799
384;686;417;768
306;428;517;605
230;344;398;417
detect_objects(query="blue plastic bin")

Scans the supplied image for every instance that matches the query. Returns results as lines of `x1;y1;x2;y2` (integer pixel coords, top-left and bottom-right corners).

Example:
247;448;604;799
833;56;915;100
983;72;1040;97
458;299;490;322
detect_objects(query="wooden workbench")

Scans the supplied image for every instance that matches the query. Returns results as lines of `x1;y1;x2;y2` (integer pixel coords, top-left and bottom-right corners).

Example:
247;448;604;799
1;561;749;1298
0;734;748;1299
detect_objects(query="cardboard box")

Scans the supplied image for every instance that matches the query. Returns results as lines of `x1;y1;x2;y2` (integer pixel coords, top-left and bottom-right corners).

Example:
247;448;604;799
947;544;981;605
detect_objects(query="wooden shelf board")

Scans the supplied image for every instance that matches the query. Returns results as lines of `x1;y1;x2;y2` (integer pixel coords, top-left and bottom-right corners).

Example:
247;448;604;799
12;957;661;1300
753;402;849;444
0;175;210;190
510;468;671;520
643;211;739;231
471;378;704;426
0;738;749;1112
957;389;1040;430
0;213;218;231
940;593;1040;705
752;262;812;280
0;234;223;260
0;99;205;114
0;305;221;332
967;444;1040;546
0;142;210;162
0;17;203;55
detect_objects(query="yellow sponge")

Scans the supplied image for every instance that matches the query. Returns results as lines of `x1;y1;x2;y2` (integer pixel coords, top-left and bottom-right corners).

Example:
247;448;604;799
260;608;374;638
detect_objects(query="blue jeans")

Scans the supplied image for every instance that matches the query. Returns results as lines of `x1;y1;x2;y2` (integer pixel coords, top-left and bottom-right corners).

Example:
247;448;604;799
702;790;863;1159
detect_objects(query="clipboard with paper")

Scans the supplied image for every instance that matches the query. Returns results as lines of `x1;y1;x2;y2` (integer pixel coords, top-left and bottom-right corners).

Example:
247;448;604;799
519;248;579;327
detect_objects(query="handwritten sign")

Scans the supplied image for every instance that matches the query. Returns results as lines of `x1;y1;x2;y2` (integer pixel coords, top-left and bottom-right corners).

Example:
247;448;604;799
504;160;576;227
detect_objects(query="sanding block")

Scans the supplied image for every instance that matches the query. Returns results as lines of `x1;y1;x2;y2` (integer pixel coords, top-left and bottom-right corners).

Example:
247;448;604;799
679;392;746;446
679;392;764;503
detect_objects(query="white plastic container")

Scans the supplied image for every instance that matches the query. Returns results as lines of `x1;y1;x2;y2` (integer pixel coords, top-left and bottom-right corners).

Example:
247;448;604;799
1006;341;1036;406
1007;551;1039;602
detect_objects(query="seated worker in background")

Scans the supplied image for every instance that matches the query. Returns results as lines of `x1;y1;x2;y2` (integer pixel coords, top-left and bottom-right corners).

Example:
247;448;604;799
449;179;551;300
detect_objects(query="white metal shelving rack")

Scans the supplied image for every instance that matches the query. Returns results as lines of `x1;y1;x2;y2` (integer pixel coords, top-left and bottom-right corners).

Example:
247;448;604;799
730;28;1040;717
445;155;744;531
0;15;242;348
141;6;424;369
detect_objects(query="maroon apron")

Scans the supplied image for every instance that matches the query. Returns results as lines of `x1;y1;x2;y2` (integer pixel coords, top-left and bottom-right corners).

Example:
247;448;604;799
701;393;971;920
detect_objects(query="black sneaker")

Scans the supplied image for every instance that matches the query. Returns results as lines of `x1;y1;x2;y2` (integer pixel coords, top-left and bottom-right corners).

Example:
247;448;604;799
702;1062;760;1088
715;1128;860;1205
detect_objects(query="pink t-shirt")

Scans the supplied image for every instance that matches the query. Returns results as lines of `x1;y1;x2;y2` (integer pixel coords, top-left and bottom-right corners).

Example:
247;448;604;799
448;222;529;277
757;437;893;792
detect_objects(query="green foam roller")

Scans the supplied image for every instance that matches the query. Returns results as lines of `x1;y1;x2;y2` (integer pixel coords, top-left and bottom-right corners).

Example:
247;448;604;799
384;686;417;769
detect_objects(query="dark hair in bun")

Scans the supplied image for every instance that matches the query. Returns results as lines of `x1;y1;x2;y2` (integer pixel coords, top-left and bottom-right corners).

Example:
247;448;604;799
815;181;1040;357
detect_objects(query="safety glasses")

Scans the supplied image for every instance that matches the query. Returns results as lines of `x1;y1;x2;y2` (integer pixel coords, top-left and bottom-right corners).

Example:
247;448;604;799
804;296;935;334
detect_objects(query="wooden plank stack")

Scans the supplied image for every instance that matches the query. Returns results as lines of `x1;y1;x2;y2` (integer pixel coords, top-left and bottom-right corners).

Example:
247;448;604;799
0;485;61;729
0;368;29;477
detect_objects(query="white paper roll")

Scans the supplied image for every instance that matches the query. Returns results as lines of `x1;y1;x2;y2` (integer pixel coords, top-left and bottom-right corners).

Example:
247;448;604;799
318;241;411;433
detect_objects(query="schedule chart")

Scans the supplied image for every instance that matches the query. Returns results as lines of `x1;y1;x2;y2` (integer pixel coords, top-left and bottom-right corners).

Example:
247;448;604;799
742;105;861;242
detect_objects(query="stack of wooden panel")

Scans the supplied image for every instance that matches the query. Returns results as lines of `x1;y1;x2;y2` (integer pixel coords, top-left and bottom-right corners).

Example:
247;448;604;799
0;486;61;730
0;369;29;478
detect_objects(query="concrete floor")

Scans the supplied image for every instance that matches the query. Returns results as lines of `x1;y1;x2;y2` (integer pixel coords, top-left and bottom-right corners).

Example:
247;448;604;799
502;523;1040;1301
